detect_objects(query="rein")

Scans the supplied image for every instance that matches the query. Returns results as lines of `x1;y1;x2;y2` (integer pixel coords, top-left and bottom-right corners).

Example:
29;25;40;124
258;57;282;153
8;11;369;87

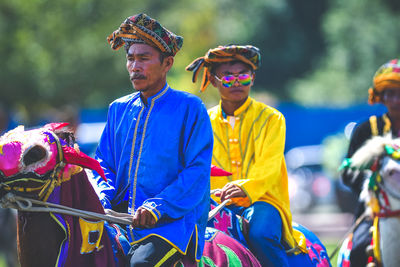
328;213;368;260
0;192;132;225
374;145;400;217
0;131;231;228
370;172;400;218
0;190;229;227
374;186;400;218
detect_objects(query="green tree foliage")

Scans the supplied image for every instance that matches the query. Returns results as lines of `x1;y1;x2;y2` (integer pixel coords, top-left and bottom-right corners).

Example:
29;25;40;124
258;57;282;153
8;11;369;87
1;0;136;122
4;0;399;123
0;0;220;122
289;0;400;106
247;0;328;99
195;0;329;103
1;0;330;123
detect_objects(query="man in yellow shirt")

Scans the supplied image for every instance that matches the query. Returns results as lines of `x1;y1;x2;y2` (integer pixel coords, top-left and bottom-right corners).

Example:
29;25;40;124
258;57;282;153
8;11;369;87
186;45;295;266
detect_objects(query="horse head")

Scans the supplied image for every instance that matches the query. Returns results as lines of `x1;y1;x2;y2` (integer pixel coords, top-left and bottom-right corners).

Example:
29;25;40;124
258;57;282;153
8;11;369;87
0;123;105;201
342;136;400;215
0;123;118;267
340;135;400;267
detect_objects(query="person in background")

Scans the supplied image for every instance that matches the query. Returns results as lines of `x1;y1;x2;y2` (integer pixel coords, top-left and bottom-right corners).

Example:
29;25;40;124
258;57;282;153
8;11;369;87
341;58;400;267
186;45;306;266
91;13;213;266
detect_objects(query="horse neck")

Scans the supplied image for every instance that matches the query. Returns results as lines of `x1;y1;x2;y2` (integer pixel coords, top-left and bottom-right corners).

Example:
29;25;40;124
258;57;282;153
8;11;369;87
375;157;400;267
379;217;400;267
17;210;64;267
377;190;400;267
15;170;71;267
15;168;108;267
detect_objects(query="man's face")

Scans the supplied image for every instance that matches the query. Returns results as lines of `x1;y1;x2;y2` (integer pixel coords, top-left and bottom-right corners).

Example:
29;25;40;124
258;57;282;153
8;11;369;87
210;62;254;104
126;43;173;97
382;87;400;118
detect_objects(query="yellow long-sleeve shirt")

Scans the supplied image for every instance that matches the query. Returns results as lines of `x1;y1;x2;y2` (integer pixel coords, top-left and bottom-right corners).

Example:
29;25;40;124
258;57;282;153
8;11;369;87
209;97;297;248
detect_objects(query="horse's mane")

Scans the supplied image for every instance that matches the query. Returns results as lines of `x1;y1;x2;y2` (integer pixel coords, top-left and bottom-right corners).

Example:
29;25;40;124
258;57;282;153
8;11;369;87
54;128;76;146
351;135;395;169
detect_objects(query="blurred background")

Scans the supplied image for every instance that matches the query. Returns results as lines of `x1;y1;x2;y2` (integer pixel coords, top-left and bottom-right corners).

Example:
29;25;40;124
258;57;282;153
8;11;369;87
1;0;400;265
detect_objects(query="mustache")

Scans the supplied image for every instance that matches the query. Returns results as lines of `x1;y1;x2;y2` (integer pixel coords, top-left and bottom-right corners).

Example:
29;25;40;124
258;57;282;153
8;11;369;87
130;73;146;80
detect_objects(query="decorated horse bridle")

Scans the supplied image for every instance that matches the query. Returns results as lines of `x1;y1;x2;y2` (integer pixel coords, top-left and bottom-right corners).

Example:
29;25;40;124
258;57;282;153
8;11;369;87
0;123;132;225
367;145;400;218
0;130;66;202
352;144;400;266
332;142;400;262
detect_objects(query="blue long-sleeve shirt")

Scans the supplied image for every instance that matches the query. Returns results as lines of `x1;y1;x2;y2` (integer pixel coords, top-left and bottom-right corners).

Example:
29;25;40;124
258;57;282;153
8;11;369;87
92;84;213;260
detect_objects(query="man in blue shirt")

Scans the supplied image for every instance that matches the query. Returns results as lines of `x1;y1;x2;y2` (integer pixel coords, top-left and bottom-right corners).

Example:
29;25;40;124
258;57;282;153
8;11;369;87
92;13;213;266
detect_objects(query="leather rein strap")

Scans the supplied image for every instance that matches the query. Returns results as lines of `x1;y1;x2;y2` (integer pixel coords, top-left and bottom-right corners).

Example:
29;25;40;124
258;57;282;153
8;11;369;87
0;190;228;225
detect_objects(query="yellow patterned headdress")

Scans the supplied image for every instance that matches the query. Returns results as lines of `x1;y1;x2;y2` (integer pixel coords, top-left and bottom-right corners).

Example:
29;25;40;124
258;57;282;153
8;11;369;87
186;45;261;92
368;59;400;104
107;13;183;56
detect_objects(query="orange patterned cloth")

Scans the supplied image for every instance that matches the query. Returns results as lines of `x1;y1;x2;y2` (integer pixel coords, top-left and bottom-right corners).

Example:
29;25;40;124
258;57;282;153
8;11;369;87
186;45;261;92
107;13;183;56
368;59;400;104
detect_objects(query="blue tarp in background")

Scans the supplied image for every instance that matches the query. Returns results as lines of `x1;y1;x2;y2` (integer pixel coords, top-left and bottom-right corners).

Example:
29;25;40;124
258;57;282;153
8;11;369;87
75;103;388;154
277;103;387;151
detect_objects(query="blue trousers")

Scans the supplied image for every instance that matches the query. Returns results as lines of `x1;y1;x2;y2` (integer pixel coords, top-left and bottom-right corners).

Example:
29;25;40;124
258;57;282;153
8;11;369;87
229;201;289;267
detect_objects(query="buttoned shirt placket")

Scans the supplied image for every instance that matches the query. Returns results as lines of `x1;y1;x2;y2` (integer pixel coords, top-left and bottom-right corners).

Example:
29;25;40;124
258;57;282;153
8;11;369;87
127;85;169;217
220;107;247;181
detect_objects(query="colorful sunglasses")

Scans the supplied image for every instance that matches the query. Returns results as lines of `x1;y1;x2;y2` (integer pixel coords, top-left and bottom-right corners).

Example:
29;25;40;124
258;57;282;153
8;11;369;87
214;73;252;88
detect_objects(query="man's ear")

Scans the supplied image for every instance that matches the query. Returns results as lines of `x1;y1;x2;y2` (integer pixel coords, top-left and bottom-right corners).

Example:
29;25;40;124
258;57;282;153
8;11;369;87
163;56;174;72
209;73;218;87
251;73;256;86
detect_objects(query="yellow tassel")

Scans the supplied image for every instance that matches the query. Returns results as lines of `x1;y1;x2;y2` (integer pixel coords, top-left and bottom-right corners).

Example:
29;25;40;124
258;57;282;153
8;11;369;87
372;217;381;265
370;197;380;214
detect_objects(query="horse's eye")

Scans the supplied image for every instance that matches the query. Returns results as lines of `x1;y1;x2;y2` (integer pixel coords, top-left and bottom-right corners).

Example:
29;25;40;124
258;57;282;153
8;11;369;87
23;145;47;166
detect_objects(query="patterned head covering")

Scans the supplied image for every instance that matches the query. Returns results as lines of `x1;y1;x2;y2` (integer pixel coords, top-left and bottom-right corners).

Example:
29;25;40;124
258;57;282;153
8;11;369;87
107;13;183;56
186;45;261;92
368;59;400;104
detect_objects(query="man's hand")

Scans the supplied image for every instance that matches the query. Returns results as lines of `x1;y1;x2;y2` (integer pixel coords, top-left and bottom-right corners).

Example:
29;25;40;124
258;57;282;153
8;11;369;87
132;206;156;228
214;183;246;202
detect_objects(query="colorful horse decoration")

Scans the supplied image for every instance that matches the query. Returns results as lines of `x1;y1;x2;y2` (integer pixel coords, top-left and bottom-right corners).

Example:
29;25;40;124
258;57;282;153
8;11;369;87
338;136;400;267
0;123;331;266
0;123;122;267
196;198;331;267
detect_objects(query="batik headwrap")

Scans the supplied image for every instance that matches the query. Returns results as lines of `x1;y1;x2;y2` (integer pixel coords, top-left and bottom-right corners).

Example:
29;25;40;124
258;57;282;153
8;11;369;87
107;13;183;56
368;59;400;104
186;45;261;92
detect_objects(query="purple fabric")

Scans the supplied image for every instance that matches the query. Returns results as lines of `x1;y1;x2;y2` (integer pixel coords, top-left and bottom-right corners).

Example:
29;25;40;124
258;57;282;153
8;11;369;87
47;186;69;267
60;170;117;267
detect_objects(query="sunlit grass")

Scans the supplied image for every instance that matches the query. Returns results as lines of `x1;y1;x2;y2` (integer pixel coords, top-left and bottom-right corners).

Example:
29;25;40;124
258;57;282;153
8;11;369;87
0;254;7;267
324;240;340;267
